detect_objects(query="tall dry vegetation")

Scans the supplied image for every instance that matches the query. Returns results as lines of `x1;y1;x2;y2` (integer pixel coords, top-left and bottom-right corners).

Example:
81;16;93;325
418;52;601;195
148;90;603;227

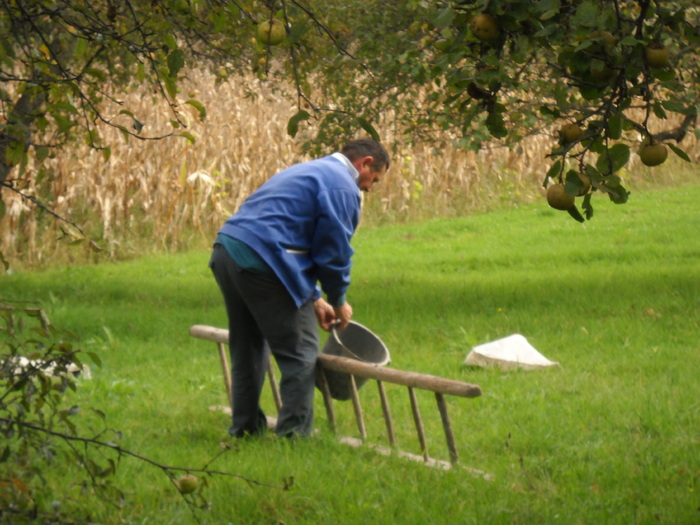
1;69;697;268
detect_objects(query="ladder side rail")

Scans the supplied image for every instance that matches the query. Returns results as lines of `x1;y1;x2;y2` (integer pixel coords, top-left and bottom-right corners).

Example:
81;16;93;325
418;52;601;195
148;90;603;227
190;324;482;399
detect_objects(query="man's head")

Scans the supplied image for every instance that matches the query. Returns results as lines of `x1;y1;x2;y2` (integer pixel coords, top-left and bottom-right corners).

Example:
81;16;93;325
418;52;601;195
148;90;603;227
341;138;390;192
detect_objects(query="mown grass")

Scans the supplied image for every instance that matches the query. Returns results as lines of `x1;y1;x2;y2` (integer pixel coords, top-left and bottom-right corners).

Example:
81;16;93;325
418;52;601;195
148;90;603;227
1;183;699;524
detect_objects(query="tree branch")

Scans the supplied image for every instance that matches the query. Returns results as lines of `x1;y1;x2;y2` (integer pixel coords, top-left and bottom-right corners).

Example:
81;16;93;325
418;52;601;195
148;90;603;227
2;417;281;489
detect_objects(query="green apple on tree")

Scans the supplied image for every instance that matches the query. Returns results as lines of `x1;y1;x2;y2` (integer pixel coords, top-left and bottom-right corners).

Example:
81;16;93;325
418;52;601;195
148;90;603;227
470;13;499;42
559;123;584;145
645;42;670;68
177;474;199;494
639;143;668;167
546;184;575;211
257;17;286;46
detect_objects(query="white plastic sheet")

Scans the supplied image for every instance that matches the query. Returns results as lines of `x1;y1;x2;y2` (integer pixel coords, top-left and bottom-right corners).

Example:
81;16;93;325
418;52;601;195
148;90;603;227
464;334;559;370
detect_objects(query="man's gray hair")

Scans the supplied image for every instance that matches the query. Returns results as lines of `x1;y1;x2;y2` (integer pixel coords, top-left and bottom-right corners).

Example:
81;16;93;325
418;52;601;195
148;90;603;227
341;138;390;172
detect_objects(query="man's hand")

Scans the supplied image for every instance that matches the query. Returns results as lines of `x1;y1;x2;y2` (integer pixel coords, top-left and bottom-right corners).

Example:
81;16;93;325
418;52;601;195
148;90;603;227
314;298;353;331
333;302;353;331
313;298;336;331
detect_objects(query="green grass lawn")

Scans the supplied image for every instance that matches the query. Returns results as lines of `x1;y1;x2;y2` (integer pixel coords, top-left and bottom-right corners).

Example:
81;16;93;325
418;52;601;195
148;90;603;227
2;184;699;524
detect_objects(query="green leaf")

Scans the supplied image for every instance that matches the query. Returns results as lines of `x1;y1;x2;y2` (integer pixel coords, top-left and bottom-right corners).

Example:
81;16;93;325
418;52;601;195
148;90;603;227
167;49;185;77
567;205;585;223
86;351;103;367
35;146;50;162
287;110;310;138
582;193;594;220
50;101;78;114
163;33;178;51
653;69;676;82
565;169;586;195
667;143;691;162
545;160;562;185
485;111;507;139
652;103;668;119
102;147;111;162
116;125;130;142
541;9;561;21
164;76;178;99
53;113;76;133
85;68;107;82
5;141;26;165
433;7;455;30
607;113;622;140
607;184;629;204
573;0;599;28
534;23;558;37
185;99;207;122
662;99;692;115
0;198;6;220
595;143;630;174
356;117;380;141
180;131;196;144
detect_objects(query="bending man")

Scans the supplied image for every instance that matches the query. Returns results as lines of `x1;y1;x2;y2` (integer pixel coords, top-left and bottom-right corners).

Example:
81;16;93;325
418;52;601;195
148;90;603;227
209;138;390;438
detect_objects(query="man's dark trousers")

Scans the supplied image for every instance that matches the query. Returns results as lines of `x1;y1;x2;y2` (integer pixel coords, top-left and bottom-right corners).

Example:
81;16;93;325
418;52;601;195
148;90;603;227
209;244;318;437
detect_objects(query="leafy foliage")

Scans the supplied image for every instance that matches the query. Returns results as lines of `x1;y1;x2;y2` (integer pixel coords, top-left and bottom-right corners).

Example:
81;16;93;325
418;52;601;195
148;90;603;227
0;304;115;522
0;0;698;243
293;0;699;219
0;304;288;522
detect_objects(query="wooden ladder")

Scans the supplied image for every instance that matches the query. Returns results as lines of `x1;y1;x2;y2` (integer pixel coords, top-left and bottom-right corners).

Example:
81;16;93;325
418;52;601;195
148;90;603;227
189;324;486;474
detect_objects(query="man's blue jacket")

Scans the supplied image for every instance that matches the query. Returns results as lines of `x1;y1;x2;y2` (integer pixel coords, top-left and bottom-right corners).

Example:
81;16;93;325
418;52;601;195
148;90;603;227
218;155;361;308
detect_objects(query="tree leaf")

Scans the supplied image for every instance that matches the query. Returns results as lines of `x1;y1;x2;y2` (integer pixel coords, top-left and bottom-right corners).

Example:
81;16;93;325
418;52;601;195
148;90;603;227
50;102;78;114
567;205;585;223
565;169;586;195
86;351;102;367
185;99;207;122
607;113;622;140
287;110;310;138
667;143;691;162
485;111;507;139
595;143;630;174
582;193;594;220
167;49;185;77
180;131;196;144
35;145;50;161
164;76;178;99
355;117;380;141
545;160;562;185
163;33;178;51
432;7;455;30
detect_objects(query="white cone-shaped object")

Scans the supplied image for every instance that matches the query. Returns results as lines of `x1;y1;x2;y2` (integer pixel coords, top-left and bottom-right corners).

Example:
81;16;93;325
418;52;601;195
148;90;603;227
465;334;559;370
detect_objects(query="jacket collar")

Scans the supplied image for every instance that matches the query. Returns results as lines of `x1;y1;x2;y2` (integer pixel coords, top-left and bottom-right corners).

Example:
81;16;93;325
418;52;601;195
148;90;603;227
330;152;359;183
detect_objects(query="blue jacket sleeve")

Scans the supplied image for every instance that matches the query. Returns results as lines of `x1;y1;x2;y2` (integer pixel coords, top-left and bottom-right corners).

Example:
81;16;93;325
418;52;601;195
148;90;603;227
311;187;360;306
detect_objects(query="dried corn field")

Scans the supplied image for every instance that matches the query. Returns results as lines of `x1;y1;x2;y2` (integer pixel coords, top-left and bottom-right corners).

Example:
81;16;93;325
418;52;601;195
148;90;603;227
1;69;697;268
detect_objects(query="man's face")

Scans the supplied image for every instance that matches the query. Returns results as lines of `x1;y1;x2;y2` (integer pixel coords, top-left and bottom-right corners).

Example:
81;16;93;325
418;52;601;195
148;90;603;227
355;156;387;192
